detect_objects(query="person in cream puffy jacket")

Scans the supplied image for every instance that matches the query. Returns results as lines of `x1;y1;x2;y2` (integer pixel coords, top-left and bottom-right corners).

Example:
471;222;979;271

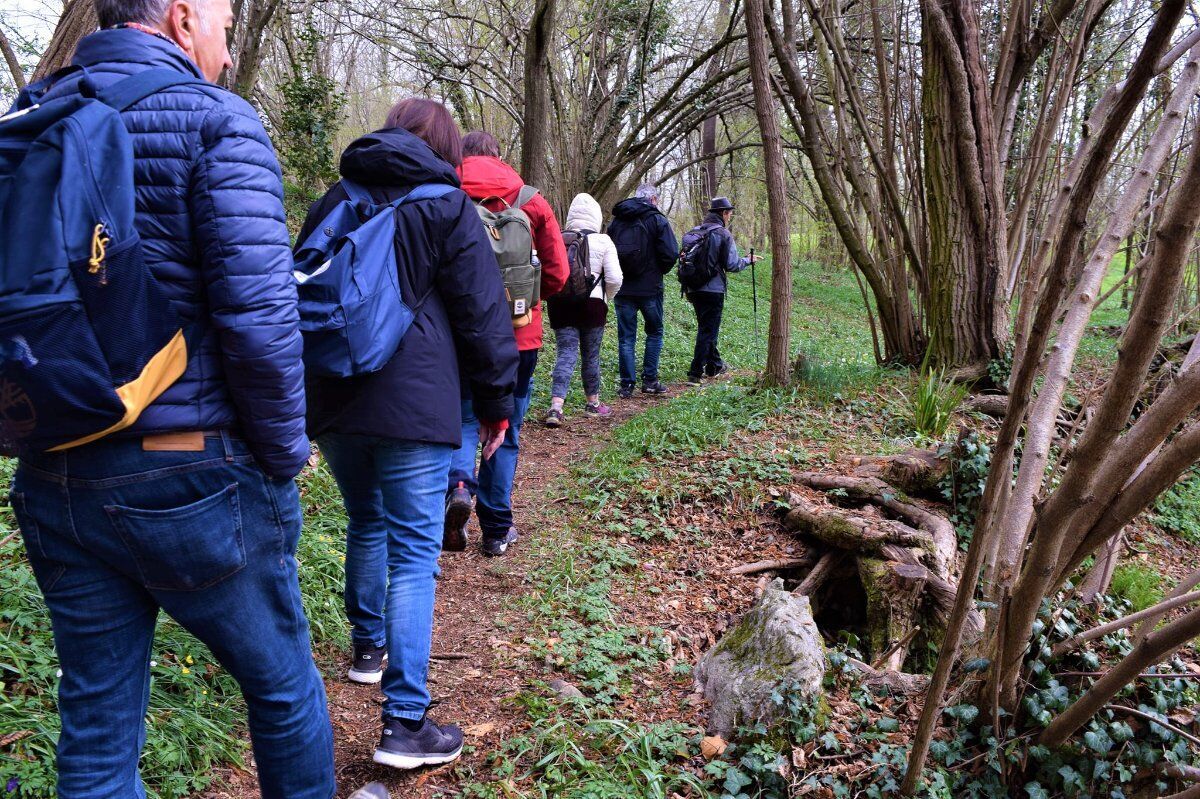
543;193;624;426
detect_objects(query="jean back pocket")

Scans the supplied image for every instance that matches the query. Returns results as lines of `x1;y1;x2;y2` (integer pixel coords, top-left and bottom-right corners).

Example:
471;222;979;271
106;483;246;591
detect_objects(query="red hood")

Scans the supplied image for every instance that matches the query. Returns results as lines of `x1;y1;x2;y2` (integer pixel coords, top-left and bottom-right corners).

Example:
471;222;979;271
457;156;524;201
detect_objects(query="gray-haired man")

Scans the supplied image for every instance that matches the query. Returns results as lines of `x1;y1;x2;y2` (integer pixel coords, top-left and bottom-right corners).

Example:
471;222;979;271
6;0;335;795
607;183;680;397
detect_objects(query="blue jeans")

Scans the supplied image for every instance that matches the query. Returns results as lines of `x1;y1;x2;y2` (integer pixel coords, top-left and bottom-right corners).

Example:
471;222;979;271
614;294;665;387
11;432;334;799
449;349;538;540
317;434;453;721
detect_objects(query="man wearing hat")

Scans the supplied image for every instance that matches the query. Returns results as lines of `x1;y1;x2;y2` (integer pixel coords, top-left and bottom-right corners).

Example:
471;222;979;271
680;196;761;385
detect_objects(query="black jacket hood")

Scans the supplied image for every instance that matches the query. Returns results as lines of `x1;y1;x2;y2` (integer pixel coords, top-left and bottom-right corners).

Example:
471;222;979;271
340;127;461;189
612;197;663;221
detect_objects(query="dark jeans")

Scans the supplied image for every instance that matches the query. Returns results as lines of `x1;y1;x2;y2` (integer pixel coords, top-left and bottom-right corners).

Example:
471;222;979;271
318;434;453;720
449;348;538;539
11;432;335;799
688;291;726;379
614;294;664;388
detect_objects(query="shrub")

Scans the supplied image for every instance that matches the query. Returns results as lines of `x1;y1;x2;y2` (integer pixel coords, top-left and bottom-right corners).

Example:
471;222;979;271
906;369;968;439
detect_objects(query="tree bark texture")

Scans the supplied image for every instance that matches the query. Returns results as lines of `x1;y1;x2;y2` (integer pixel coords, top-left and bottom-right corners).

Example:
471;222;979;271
0;27;25;90
33;0;97;82
520;0;556;188
229;0;283;96
920;0;1009;372
744;0;793;384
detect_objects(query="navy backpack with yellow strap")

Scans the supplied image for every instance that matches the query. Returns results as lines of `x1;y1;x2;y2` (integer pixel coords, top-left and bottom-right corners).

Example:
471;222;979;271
0;68;202;456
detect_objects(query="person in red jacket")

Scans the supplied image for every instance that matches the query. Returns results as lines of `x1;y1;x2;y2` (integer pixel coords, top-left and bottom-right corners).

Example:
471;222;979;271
445;131;569;556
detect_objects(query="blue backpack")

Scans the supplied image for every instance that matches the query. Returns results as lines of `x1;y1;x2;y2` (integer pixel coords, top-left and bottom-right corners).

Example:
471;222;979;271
0;69;203;456
293;180;455;378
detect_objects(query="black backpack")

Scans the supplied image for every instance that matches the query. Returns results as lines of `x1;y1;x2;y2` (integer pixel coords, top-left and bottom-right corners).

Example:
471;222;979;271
610;215;655;278
678;222;723;292
559;228;600;299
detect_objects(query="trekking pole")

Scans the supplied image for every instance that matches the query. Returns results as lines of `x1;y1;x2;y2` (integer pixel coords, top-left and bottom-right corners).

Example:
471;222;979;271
750;247;760;350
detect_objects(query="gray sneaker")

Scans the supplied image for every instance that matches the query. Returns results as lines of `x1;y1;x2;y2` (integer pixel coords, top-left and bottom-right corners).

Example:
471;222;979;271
349;784;389;799
482;527;519;557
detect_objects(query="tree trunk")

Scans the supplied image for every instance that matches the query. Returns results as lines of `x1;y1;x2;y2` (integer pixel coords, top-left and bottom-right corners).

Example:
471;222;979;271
920;0;1009;373
229;0;283;96
0;27;25;90
33;0;97;82
520;0;556;189
745;0;793;384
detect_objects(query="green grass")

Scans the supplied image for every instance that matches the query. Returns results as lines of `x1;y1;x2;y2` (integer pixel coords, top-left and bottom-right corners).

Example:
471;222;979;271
1109;563;1166;612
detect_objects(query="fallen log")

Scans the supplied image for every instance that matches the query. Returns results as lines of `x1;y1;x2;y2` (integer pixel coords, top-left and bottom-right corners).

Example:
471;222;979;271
845;656;931;695
795;549;847;596
851;448;949;495
797;473;956;579
783;497;934;555
729;556;812;576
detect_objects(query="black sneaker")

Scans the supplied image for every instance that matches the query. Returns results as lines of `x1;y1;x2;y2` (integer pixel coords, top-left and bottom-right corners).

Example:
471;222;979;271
641;380;669;395
482;527;519;557
348;784;389;799
618;384;634;399
706;363;729;379
685;374;704;387
443;482;472;552
348;642;387;685
543;408;564;427
373;716;464;770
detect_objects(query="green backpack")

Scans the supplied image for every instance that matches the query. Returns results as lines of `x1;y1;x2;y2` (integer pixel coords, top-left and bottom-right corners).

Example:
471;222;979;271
475;185;541;328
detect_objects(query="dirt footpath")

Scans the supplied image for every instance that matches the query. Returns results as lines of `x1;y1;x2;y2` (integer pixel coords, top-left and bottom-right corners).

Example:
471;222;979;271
206;391;663;798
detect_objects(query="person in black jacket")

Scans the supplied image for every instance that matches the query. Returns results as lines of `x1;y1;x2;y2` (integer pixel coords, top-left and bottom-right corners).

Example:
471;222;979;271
298;98;518;771
607;183;680;397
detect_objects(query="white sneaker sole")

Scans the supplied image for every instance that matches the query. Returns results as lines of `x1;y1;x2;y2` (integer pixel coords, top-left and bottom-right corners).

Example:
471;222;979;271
372;744;463;770
348;667;384;685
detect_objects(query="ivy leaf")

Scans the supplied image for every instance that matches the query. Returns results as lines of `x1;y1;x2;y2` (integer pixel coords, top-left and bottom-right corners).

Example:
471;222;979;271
1025;783;1050;799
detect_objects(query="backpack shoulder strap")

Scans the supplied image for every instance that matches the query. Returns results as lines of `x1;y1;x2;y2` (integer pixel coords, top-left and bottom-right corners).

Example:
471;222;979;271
96;69;209;111
400;184;457;204
340;179;374;205
516;185;539;208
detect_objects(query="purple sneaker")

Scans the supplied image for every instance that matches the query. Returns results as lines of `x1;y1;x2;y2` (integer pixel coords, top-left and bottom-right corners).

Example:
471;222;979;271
584;402;612;417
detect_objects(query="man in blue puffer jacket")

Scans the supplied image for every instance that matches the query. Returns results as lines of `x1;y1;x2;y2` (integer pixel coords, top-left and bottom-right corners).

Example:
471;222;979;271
7;0;335;796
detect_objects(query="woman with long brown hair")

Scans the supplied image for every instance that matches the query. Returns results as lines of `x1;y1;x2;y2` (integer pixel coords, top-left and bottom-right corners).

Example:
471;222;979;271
297;98;517;770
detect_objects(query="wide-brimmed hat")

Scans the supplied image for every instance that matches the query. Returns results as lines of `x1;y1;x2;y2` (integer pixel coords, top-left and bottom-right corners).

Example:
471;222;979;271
708;196;734;212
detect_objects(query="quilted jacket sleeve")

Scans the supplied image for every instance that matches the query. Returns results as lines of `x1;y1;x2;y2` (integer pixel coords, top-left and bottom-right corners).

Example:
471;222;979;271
191;99;310;479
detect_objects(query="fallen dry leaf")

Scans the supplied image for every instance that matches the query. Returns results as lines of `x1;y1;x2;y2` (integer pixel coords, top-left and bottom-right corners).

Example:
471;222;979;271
700;735;728;760
464;722;497;737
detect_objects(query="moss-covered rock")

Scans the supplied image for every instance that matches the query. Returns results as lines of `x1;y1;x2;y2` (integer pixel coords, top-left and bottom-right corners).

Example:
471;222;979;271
694;579;826;737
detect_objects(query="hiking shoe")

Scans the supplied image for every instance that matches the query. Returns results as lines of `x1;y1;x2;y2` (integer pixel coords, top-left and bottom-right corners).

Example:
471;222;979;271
641;380;669;395
706;363;729;379
617;384;634;399
373;716;463;770
543;408;564;427
685;374;704;387
348;642;387;685
584;402;612;417
348;783;389;799
482;527;519;557
443;482;472;552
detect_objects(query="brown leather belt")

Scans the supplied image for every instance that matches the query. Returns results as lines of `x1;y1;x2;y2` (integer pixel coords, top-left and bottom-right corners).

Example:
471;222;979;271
142;430;218;452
